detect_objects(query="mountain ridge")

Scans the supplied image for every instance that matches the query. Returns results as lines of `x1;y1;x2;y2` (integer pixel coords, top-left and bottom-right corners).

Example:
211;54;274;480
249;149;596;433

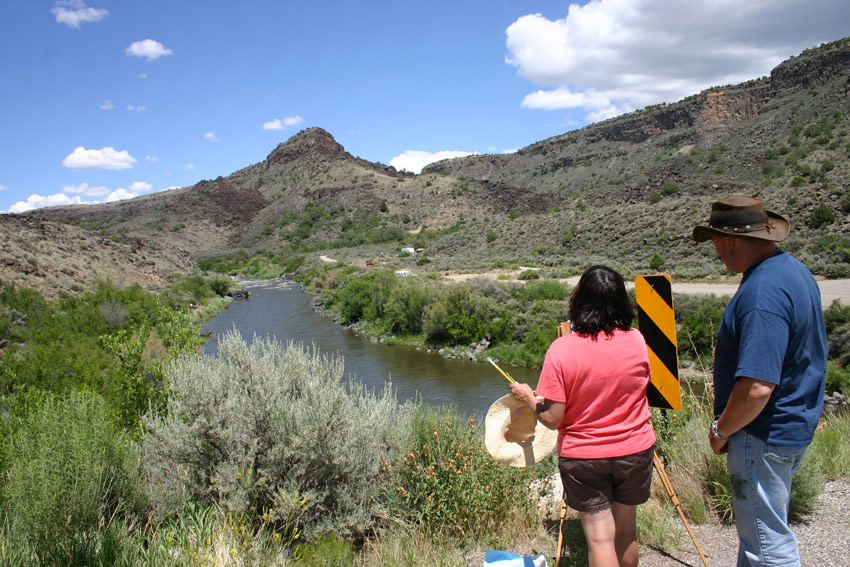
6;37;850;298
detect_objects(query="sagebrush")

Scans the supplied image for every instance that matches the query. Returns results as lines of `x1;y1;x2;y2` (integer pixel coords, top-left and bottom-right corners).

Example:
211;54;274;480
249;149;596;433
142;331;410;542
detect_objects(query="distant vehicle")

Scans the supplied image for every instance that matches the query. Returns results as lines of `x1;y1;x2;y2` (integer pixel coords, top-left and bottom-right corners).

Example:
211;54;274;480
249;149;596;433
366;262;376;266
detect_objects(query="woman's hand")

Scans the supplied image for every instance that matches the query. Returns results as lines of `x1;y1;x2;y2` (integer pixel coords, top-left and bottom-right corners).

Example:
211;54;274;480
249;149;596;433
510;383;537;410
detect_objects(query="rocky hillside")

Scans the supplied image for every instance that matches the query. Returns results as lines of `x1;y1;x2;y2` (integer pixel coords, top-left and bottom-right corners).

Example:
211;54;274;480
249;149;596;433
0;214;196;300
10;37;850;296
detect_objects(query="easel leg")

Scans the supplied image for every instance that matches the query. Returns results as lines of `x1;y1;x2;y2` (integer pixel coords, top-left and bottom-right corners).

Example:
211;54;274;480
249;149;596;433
554;494;568;566
653;450;710;567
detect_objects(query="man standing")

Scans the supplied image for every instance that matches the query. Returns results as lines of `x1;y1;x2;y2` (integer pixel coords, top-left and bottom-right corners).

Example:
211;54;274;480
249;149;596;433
692;195;827;566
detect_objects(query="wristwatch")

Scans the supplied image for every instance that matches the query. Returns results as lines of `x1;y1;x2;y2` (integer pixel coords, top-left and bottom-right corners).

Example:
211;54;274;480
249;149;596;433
710;420;731;441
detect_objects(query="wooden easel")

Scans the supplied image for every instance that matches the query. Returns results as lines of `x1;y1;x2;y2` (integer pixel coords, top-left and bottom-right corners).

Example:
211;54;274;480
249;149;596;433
551;322;709;567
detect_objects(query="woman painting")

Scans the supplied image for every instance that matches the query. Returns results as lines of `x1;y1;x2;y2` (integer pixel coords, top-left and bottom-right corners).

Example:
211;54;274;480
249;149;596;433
510;265;655;567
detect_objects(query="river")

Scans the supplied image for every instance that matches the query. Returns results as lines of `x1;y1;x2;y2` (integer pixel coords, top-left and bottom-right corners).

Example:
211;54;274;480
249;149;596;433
200;278;542;418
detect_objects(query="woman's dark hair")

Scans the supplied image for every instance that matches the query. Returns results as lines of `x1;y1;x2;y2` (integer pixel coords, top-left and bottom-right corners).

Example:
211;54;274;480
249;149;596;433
569;265;634;338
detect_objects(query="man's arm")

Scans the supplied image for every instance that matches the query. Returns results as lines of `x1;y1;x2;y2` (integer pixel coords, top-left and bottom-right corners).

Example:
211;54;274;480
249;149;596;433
710;377;776;454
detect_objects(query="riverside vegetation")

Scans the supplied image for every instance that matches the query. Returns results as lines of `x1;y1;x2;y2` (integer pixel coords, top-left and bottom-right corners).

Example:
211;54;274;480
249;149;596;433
1;270;849;566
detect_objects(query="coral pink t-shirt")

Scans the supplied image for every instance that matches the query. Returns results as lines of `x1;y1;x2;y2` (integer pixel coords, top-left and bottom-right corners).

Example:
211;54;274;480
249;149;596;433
535;327;656;459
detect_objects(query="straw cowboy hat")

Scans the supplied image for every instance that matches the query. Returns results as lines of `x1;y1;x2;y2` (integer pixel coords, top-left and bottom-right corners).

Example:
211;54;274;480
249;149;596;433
692;195;790;243
485;394;558;468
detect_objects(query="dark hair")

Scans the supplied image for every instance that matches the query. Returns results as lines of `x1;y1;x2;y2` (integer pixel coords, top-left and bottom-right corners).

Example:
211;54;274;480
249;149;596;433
569;265;634;339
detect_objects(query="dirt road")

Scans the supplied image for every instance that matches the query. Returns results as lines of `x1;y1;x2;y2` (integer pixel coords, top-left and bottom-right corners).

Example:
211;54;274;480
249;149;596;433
444;271;850;306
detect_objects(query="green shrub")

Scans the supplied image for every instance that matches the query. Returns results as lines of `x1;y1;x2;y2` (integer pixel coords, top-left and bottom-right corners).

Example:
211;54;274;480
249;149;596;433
649;252;665;271
812;235;850;263
517;269;541;280
824;300;850;370
385;279;435;335
825;361;850;396
675;294;729;362
1;391;143;563
809;411;850;479
332;270;398;324
520;280;570;302
208;277;232;296
810;204;836;227
386;405;544;540
423;286;488;346
334;275;376;323
292;534;357;566
660;181;679;195
789;453;822;521
141;332;408;541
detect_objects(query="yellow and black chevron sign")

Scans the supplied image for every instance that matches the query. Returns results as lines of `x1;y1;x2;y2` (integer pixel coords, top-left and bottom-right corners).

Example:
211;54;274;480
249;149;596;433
635;274;681;410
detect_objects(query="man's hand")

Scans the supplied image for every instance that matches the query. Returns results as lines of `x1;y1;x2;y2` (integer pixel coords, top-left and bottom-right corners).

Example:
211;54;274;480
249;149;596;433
709;434;729;455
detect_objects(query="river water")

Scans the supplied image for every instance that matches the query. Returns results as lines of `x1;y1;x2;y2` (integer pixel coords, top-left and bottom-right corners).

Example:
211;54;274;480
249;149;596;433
200;278;542;418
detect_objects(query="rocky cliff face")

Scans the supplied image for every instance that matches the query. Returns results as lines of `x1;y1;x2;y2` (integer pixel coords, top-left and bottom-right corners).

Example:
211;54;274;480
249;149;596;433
771;38;850;91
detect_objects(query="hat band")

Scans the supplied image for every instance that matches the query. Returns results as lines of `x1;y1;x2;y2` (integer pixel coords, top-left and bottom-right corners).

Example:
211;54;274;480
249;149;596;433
707;221;775;234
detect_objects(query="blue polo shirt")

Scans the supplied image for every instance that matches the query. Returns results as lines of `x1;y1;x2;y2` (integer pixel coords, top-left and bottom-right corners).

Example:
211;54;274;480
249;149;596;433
713;249;827;448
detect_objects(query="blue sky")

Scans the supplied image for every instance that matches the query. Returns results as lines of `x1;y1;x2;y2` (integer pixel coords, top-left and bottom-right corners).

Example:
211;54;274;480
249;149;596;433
1;0;848;214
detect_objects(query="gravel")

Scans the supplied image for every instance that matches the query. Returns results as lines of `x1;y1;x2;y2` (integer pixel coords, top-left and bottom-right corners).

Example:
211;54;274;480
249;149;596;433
638;479;850;567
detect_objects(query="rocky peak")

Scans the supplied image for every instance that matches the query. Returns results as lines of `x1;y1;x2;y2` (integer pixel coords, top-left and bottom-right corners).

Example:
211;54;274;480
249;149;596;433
266;127;349;165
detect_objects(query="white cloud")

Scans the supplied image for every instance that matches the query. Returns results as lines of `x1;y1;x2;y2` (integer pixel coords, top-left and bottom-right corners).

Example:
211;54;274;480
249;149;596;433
62;146;137;170
0;184;7;192
126;105;146;112
145;155;159;162
128;181;153;193
185;164;196;170
262;115;303;131
62;182;109;196
138;73;148;79
9;193;85;213
505;0;850;124
8;181;153;213
204;132;220;142
99;99;114;109
105;188;137;203
125;39;173;61
53;0;107;29
390;150;477;174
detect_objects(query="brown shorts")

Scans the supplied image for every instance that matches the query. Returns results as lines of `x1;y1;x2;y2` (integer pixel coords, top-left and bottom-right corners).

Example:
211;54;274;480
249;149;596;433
558;445;654;512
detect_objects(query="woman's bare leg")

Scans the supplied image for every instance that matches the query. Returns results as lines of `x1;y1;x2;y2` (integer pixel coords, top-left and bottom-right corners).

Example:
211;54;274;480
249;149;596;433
611;502;639;567
579;503;639;567
579;507;618;567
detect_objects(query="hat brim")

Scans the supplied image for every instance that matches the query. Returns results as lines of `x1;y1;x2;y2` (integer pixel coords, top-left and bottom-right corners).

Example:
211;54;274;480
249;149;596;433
692;210;790;243
484;394;558;468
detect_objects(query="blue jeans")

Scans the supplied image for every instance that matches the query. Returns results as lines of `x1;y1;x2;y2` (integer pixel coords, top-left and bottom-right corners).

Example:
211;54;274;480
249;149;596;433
726;430;807;567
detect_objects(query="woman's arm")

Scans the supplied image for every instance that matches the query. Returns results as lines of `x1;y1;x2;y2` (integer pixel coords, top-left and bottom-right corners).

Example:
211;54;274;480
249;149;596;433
509;382;565;430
